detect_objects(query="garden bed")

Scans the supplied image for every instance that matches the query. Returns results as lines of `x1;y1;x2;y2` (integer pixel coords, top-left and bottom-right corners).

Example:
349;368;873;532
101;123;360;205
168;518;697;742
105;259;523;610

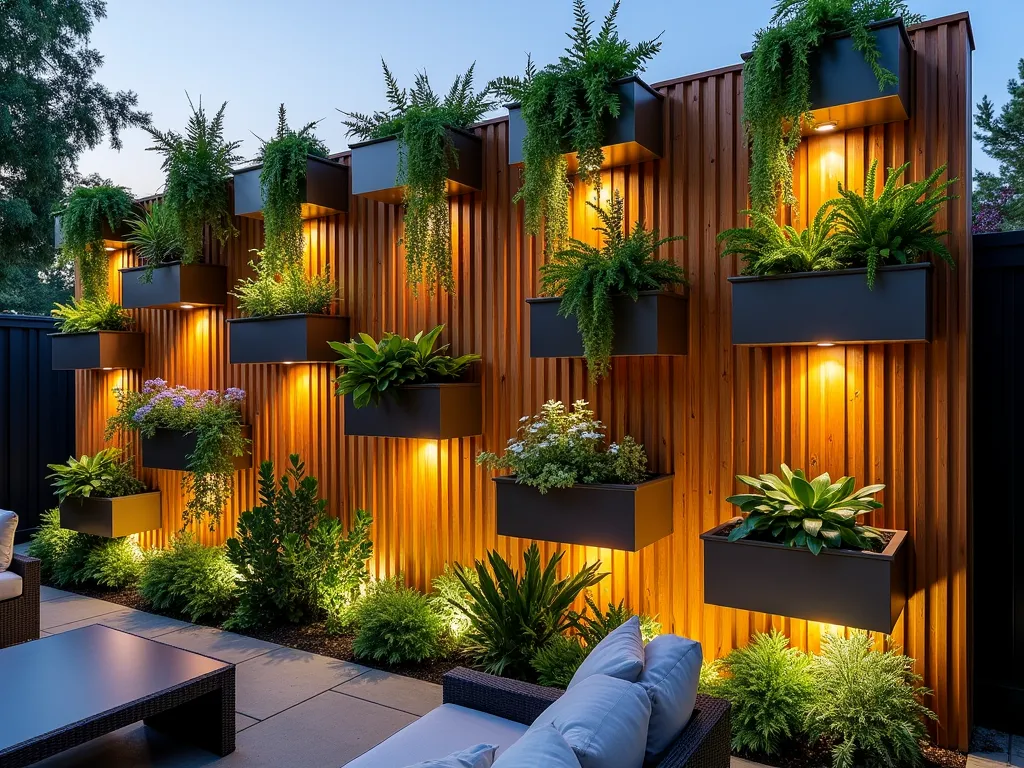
733;741;965;768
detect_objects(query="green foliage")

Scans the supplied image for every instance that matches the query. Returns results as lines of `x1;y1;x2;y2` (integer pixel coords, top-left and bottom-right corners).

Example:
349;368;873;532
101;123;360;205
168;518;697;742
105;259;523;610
0;262;74;315
27;509;78;584
805;632;936;768
27;509;140;589
225;456;373;631
717;206;842;276
232;256;336;318
569;593;661;646
430;564;479;642
531;634;588;687
104;381;249;529
256;105;329;275
47;447;145;501
716;630;814;755
488;1;661;253
331;324;480;408
826;160;957;287
145;96;241;264
540;190;686;379
743;0;921;214
698;658;725;695
51;296;132;333
477;399;648;494
139;535;239;622
125;202;185;282
354;577;443;665
727;463;885;555
974;58;1024;231
80;536;144;588
453;542;607;680
342;63;492;294
58;185;134;299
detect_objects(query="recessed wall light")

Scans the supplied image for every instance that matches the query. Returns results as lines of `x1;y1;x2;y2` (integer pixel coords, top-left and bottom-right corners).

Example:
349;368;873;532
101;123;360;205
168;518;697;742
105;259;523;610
816;342;836;347
104;246;116;252
101;367;113;371
814;120;839;132
180;304;195;310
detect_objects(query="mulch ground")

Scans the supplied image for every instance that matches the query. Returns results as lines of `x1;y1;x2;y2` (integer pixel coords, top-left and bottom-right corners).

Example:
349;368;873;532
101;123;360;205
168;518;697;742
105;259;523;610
734;741;966;768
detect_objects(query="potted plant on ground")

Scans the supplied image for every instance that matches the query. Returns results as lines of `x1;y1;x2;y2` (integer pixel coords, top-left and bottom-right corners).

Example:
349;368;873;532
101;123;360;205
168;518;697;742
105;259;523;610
105;380;251;529
331;325;481;439
341;63;491;294
121;97;240;309
529;189;687;379
46;448;161;537
478;399;673;551
700;464;909;633
742;0;921;214
50;296;144;370
720;161;957;345
488;1;664;254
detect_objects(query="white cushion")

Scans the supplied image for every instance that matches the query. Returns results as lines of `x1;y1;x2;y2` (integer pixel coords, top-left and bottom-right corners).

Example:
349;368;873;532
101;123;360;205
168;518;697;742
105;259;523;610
0;510;17;571
0;571;23;601
567;615;644;690
403;743;497;768
345;704;527;768
530;674;651;768
638;635;703;760
493;725;581;767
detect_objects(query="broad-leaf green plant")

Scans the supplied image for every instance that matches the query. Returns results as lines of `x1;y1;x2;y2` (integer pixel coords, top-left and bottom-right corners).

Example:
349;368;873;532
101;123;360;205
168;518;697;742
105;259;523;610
47;447;145;501
124;202;185;283
57;185;134;299
51;296;133;333
717;205;842;276
726;463;885;555
540;190;686;379
331;324;480;408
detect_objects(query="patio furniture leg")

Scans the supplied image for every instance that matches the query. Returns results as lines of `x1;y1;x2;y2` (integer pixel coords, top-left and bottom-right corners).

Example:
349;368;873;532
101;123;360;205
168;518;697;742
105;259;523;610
143;667;235;756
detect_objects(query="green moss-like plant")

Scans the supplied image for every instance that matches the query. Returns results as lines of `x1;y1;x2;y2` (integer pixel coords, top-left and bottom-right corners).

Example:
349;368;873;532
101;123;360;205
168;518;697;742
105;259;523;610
488;1;661;254
58;185;134;299
342;63;492;294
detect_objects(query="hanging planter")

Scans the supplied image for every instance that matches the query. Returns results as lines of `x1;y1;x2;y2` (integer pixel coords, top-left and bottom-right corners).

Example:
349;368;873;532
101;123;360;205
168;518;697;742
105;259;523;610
49;330;145;370
53;211;136;251
343;383;482;440
701;519;910;633
233;154;349;219
120;262;228;310
59;492;162;538
142;426;252;472
227;314;350;364
493;474;674;552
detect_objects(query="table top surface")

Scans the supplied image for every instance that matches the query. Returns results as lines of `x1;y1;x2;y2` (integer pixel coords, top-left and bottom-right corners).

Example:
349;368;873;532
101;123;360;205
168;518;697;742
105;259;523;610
0;625;231;752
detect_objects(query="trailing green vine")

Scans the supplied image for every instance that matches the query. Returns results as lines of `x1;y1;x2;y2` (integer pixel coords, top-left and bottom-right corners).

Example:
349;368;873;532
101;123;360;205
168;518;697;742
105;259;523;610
341;63;492;295
743;0;923;214
488;1;662;254
58;185;134;300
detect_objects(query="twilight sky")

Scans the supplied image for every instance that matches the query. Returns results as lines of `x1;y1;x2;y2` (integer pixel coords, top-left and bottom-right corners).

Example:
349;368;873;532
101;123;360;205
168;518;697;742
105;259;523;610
81;0;1016;197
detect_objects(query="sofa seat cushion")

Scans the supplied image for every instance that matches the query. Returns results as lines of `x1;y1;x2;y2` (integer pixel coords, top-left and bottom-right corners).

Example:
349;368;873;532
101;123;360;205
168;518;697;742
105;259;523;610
637;635;702;761
493;724;581;767
345;704;527;768
0;571;23;601
0;510;16;572
567;615;644;690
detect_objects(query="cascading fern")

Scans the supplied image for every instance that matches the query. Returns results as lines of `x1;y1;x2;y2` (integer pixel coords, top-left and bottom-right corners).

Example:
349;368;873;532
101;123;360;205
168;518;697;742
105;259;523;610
51;296;133;333
58;185;135;300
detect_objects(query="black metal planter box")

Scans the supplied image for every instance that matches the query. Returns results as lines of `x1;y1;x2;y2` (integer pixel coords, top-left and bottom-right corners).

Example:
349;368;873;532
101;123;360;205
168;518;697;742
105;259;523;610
233;155;349;219
527;290;688;359
507;76;664;169
120;262;228;310
494;474;674;552
142;426;252;471
349;128;483;205
343;383;482;439
59;492;162;538
227;314;350;364
728;263;932;346
49;331;145;370
54;211;139;250
701;520;910;633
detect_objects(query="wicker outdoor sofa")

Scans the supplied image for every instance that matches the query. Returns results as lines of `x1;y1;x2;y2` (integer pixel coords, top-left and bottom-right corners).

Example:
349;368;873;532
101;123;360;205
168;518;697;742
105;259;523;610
0;554;41;649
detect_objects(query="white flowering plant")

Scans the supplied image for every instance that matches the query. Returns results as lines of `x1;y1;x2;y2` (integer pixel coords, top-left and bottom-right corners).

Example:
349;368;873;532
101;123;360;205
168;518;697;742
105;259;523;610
477;400;648;494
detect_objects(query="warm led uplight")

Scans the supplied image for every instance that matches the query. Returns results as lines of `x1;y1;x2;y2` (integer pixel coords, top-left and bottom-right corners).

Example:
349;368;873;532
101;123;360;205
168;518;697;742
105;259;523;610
817;342;836;347
180;304;195;310
814;120;839;132
421;441;438;462
282;361;294;366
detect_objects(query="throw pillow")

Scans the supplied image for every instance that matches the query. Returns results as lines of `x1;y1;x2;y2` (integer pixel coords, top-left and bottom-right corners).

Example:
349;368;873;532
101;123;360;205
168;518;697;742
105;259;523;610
567;615;644;690
0;510;17;572
492;725;581;767
637;634;702;760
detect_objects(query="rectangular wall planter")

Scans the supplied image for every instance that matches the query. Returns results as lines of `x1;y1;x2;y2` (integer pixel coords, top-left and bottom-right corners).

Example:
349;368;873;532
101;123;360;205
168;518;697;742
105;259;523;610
527;290;688;359
349;128;483;204
508;76;664;169
227;314;350;364
728;263;932;345
343;383;482;439
59;492;162;538
494;474;674;552
54;211;139;250
701;520;910;633
49;331;145;370
142;426;252;471
233;155;349;219
120;262;228;310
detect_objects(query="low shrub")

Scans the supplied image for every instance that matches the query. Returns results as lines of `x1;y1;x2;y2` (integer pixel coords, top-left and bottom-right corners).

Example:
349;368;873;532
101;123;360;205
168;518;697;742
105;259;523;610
531;634;587;688
27;508;78;583
80;537;144;588
570;594;661;646
354;577;443;665
698;658;724;696
28;509;142;589
429;564;478;643
139;535;239;623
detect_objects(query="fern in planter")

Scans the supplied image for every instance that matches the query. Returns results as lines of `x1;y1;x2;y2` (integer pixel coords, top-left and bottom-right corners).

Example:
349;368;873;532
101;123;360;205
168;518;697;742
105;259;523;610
540;190;686;380
488;1;662;254
51;296;133;333
145;96;242;266
717;205;842;276
341;63;492;294
232;251;336;318
743;0;923;214
58;185;135;299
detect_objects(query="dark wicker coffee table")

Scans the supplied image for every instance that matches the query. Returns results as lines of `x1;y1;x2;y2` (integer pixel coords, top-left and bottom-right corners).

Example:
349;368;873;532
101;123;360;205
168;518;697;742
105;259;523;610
0;624;235;767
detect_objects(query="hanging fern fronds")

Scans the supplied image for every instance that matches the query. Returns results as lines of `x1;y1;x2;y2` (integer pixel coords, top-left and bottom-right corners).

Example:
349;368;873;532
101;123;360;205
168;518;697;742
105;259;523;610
58;185;134;300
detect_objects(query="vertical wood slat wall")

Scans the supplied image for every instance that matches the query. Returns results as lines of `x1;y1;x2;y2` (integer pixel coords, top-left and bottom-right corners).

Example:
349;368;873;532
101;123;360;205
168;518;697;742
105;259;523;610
75;14;972;748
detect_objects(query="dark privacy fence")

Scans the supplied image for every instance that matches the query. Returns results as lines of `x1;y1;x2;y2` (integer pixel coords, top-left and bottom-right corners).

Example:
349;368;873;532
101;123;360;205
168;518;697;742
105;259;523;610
0;316;75;540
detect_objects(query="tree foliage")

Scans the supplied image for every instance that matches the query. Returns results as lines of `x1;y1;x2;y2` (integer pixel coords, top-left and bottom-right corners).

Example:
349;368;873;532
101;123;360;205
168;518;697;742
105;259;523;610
974;58;1024;232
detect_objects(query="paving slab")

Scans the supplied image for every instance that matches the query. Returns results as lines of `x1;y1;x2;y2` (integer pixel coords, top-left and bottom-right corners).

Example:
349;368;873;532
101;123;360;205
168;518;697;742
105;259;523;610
731;759;770;768
334;668;442;716
968;756;1011;767
45;607;191;638
40;595;122;630
236;713;259;733
235;646;368;720
155;624;280;664
22;722;220;768
40;585;74;602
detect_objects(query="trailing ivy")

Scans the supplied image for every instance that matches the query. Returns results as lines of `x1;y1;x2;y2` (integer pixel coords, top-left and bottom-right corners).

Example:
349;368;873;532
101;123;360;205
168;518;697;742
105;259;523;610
342;63;491;294
58;185;134;300
743;0;922;214
488;1;661;254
